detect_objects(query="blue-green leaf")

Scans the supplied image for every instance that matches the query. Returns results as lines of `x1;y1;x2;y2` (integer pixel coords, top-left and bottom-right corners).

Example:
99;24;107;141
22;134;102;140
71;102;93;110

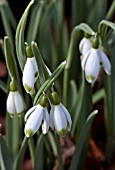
0;134;13;170
69;110;98;170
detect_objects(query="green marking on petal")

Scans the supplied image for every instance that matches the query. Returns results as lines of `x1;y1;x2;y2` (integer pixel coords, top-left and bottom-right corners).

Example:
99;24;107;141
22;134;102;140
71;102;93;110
34;71;38;78
24;84;32;93
8;112;15;118
17;111;24;117
25;129;34;137
58;128;67;137
87;75;95;82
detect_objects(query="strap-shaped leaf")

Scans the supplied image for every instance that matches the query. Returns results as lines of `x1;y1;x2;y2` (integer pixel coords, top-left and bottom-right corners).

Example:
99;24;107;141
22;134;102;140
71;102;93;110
0;134;13;170
98;20;115;36
4;36;19;79
15;0;34;71
0;80;7;93
34;134;44;170
69;110;98;170
34;60;66;105
13;137;28;170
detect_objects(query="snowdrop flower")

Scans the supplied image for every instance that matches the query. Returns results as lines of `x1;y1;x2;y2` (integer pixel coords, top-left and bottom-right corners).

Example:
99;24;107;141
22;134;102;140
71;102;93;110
24;95;49;137
7;79;25;118
50;92;72;136
79;32;92;57
82;36;111;83
23;46;38;94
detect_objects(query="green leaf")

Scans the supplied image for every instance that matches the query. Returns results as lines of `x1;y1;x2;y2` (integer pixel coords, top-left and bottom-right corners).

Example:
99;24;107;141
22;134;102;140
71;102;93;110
4;36;19;79
69;110;98;170
27;1;44;43
0;134;13;170
0;80;7;93
92;88;105;104
13;137;28;170
71;83;84;137
15;0;34;71
98;20;115;36
34;60;66;105
106;133;115;163
34;134;44;170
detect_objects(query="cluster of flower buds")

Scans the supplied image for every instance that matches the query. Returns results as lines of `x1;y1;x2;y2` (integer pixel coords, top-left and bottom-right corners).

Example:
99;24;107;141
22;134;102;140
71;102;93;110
79;32;111;83
24;92;72;137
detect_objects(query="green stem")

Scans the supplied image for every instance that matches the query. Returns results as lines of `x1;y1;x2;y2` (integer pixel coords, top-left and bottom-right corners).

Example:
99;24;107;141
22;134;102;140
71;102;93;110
55;134;64;170
28;137;35;168
105;0;115;20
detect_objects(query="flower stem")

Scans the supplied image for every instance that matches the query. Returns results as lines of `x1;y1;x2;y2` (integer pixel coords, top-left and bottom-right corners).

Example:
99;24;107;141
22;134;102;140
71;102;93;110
55;134;64;170
28;137;35;168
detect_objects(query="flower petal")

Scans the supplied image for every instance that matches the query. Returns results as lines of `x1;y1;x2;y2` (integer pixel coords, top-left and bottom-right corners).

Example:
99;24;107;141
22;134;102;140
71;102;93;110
42;108;49;134
85;49;100;83
60;103;72;131
7;92;16;117
14;91;25;116
23;57;38;93
49;106;54;129
98;49;111;75
24;105;43;137
25;105;37;122
81;49;91;70
53;104;67;132
79;38;92;56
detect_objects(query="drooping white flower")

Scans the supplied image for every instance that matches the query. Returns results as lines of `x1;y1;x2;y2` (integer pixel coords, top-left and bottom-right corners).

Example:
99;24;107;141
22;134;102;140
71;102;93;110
23;56;38;94
50;92;72;136
50;103;72;136
79;37;92;56
7;91;25;118
24;96;49;137
82;48;111;83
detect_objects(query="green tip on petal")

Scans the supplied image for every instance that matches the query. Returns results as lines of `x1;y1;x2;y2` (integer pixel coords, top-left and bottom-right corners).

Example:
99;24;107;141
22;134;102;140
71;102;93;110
24;84;32;93
9;112;15;118
58;128;67;137
25;129;34;137
17;111;24;117
34;71;38;78
87;75;95;82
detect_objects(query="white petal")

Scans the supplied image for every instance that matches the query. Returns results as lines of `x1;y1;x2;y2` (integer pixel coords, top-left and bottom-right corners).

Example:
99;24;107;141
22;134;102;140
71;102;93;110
85;49;100;83
30;57;39;78
98;49;111;75
60;103;72;131
42;108;49;134
24;105;43;137
81;49;91;70
7;92;16;117
25;105;37;122
49;106;54;129
79;38;92;56
53;104;67;132
14;91;24;116
23;57;38;93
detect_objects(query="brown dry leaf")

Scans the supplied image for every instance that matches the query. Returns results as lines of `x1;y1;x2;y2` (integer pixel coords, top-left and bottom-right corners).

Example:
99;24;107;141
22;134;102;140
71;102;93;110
0;61;7;77
90;139;105;162
53;135;75;170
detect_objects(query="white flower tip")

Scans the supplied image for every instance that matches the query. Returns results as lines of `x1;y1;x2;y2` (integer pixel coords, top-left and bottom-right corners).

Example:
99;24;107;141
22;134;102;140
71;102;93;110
25;129;34;138
8;112;15;118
